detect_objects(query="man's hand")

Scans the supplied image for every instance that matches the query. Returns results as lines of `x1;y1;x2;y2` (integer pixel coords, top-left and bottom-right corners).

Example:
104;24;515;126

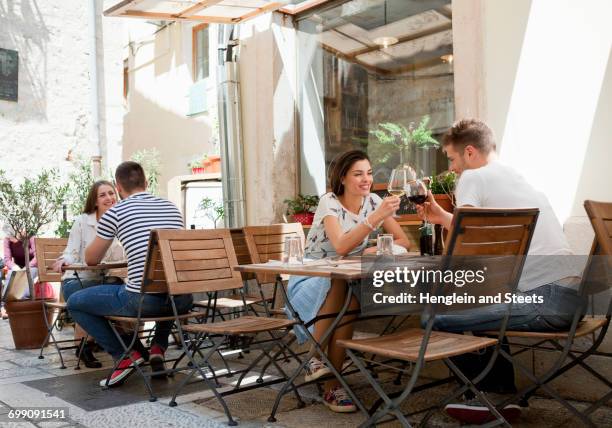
416;191;453;229
85;237;112;265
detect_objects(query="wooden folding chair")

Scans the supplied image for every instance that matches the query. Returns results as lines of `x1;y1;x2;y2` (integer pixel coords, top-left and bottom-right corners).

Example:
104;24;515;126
34;238;84;369
100;231;205;401
337;207;539;427
242;223;305;315
148;229;302;425
192;228;268;321
483;200;612;427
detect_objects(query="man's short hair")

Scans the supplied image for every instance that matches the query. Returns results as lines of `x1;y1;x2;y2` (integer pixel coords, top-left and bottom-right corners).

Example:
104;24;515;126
115;161;146;192
442;118;496;154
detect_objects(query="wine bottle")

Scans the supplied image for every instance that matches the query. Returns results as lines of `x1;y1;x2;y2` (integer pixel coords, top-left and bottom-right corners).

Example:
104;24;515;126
434;224;444;255
420;222;433;256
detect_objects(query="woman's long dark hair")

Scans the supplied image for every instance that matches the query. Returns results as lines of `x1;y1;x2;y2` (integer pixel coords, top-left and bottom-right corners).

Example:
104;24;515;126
82;180;115;214
328;150;371;196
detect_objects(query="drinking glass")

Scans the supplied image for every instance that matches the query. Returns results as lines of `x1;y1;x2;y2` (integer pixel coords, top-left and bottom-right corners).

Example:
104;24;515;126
376;234;394;256
388;165;416;216
282;236;304;265
406;178;428;207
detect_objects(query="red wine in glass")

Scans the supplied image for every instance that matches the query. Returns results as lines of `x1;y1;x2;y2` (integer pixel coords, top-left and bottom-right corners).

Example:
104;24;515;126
408;194;427;205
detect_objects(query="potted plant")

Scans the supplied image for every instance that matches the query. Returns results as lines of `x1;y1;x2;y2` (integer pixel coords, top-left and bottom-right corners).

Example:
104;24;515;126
284;194;319;225
196;197;224;228
369;115;440;166
189;157;205;175
0;169;68;349
205;154;221;173
429;171;456;213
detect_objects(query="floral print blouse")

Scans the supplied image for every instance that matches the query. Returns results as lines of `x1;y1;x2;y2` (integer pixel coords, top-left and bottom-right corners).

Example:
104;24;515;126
304;192;382;259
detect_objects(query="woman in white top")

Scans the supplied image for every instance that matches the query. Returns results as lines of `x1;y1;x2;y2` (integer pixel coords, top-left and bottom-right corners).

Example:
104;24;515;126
53;180;125;367
287;150;410;413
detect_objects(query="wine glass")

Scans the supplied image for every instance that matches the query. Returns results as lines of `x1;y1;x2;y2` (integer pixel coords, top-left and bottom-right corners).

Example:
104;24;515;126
388;165;416;217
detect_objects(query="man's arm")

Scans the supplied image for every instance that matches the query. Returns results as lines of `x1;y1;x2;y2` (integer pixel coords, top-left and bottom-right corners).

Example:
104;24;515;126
85;237;112;265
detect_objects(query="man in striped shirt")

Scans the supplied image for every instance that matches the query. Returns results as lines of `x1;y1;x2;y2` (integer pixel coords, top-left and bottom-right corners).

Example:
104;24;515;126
67;161;193;387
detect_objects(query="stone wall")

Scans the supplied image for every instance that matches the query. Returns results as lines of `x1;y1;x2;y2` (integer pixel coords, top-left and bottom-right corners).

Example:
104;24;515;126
0;0;124;238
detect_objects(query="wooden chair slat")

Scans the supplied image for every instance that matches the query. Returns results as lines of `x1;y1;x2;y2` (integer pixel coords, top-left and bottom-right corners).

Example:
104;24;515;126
338;328;498;362
168;278;241;294
458;215;535;227
106;311;203;324
174;259;230;271
584;200;612;256
460;225;526;243
256;243;286;255
253;233;296;245
604;219;612;238
35;238;68;283
177;268;232;282
169;239;225;251
171;248;227;261
154;229;243;295
453;240;521;256
182;315;295;335
484;318;607;339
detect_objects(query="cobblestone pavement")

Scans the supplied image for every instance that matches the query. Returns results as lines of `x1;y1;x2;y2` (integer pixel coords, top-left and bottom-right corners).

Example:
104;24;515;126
0;318;610;427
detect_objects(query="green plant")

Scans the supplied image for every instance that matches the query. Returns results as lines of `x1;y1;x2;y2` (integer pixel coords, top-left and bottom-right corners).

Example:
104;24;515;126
284;194;320;215
0;169;69;299
188;156;203;169
369;115;440;164
65;157;95;221
197;197;224;228
131;149;161;196
429;171;456;195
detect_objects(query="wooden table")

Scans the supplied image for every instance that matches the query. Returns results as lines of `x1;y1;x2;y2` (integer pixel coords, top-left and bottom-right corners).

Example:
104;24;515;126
234;254;425;420
234;257;375;419
62;262;128;285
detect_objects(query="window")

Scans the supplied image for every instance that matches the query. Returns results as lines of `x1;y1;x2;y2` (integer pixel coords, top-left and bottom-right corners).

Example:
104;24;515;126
297;0;454;197
193;24;210;81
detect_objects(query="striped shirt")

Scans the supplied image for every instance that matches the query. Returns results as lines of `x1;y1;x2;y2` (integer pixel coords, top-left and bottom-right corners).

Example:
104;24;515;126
97;192;184;293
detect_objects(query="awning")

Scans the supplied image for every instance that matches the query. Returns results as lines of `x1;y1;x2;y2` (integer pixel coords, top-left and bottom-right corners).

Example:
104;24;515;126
104;0;294;23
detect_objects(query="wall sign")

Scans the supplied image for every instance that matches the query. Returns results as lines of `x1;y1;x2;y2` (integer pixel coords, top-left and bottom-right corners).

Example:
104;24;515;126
0;48;19;102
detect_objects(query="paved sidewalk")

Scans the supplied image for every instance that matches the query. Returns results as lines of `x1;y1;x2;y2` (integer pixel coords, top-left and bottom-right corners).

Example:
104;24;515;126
0;318;610;427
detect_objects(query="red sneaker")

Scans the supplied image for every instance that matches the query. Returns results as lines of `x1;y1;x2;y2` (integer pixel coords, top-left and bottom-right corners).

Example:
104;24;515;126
99;351;144;387
149;344;166;378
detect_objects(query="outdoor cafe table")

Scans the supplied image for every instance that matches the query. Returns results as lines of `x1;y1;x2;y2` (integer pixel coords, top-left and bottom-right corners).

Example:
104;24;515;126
62;262;128;286
234;255;421;419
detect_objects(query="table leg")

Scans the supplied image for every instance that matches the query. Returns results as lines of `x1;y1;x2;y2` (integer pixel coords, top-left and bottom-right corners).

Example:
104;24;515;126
268;278;367;422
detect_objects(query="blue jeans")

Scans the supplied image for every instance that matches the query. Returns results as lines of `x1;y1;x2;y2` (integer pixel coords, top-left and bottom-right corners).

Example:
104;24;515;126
424;283;586;393
66;284;193;360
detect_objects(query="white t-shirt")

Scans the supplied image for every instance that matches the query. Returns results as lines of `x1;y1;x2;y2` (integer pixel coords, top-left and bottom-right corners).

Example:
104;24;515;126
455;160;579;291
305;192;383;259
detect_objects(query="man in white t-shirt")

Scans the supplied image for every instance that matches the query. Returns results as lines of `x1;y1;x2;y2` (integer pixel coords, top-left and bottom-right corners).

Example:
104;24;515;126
417;119;585;424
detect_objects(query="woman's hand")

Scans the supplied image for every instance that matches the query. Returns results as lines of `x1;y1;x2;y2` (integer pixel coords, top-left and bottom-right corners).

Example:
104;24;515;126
52;259;66;273
362;246;378;255
374;196;401;220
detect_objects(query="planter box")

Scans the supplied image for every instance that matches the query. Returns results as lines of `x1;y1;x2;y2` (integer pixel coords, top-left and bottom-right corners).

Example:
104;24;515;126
292;212;315;225
433;193;454;213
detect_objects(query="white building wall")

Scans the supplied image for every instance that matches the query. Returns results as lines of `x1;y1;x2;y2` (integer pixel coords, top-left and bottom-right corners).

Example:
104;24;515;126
0;0;122;180
238;13;298;225
121;21;217;197
454;0;612;237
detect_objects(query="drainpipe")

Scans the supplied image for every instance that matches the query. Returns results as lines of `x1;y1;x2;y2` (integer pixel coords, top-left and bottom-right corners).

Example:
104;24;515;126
88;0;103;175
217;25;246;227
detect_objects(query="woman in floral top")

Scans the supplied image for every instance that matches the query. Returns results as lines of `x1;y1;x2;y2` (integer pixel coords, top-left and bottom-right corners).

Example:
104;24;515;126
287;150;410;413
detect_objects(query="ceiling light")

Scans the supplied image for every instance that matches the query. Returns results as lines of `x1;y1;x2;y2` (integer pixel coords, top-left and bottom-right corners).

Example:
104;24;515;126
374;36;398;49
441;54;454;64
